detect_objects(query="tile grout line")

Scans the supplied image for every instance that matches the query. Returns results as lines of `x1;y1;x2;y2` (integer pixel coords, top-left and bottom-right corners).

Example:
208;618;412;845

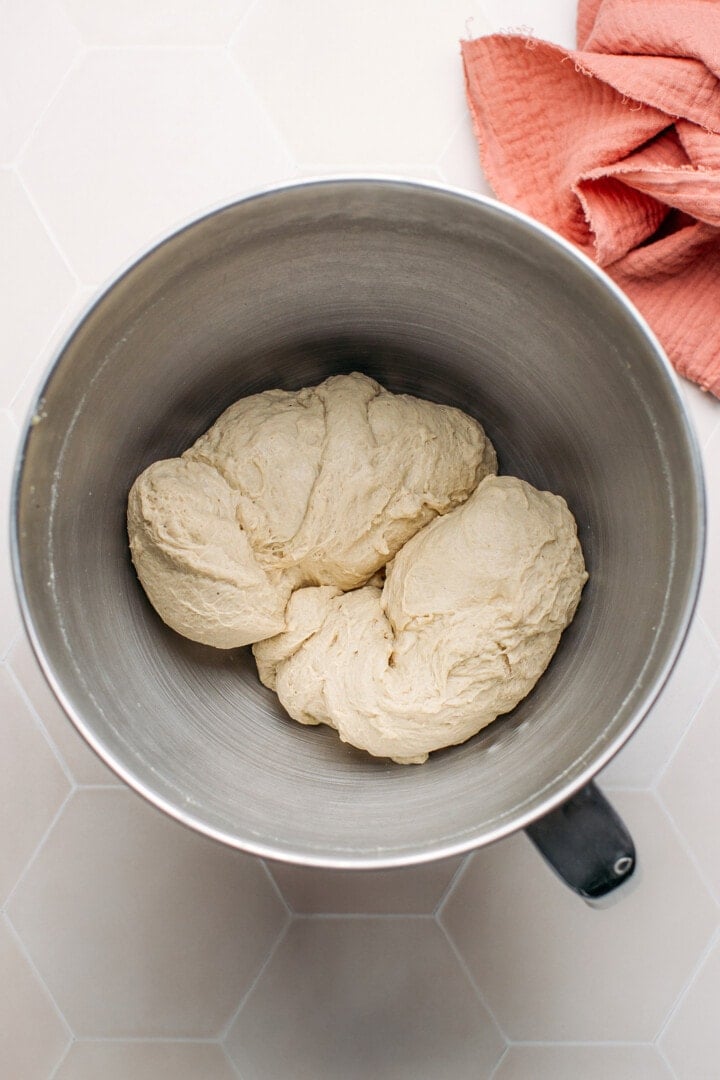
73;782;124;790
487;1044;510;1079
653;921;720;1048
0;403;19;427
223;0;301;174
652;795;720;910
217;917;293;1045
48;1036;251;1078
509;1039;669;1047
1;405;20;430
11;47;87;169
47;1036;74;1080
434;851;473;918
434;114;466;169
694;611;720;654
604;623;720;797
293;911;437;920
11;40;92;288
62;1036;224;1044
69;43;227;53
43;1024;531;1079
4;659;77;790
227;0;267;48
651;668;720;793
7;287;91;420
656;1041;681;1080
14;172;82;288
220;1040;246;1080
2;788;74;914
259;860;293;918
2;913;74;1042
223;44;296;170
432;855;470;916
0;628;21;664
436;916;509;1044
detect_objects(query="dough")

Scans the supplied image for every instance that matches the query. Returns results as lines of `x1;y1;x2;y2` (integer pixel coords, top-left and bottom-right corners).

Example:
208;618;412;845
128;372;496;648
128;372;587;764
253;475;588;763
127;458;290;648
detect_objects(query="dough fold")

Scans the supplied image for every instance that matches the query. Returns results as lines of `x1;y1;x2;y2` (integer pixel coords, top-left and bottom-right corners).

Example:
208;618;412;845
253;476;588;764
129;374;587;764
128;372;496;650
127;458;290;647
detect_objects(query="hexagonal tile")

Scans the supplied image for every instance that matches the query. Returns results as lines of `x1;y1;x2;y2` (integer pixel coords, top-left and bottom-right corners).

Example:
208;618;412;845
439;792;717;1041
0;170;74;410
0;916;69;1078
601;614;719;789
697;423;720;647
493;1044;674;1080
0;0;81;162
8;633;120;786
0;411;23;657
62;0;253;46
20;50;292;284
55;1040;238;1080
437;120;494;196
660;936;720;1079
268;856;463;914
225;917;504;1080
231;1;491;166
659;676;720;902
0;662;70;904
7;789;288;1037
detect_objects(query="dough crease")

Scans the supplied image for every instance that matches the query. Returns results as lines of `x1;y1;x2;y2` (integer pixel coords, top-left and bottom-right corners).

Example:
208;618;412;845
128;372;586;763
254;475;588;764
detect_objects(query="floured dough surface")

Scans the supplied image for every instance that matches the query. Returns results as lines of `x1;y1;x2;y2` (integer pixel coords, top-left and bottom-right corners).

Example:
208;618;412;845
127;458;291;648
254;476;588;763
128;371;587;764
128;372;496;649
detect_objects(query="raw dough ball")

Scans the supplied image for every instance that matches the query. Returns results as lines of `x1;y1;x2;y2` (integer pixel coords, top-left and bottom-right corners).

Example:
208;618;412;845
253;475;588;764
128;372;496;648
127;459;290;647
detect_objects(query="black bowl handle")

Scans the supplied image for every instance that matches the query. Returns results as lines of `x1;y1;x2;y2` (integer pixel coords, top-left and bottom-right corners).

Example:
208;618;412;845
525;781;636;902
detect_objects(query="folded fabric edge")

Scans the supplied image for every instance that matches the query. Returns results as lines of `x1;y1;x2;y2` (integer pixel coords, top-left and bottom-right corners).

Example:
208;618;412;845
461;33;720;399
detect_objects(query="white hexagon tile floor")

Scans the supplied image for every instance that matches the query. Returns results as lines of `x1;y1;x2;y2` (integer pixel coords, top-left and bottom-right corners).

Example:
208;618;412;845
1;1;719;1078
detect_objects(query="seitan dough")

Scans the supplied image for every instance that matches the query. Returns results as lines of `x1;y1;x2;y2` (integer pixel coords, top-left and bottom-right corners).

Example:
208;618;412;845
253;475;588;763
128;372;496;649
128;373;587;763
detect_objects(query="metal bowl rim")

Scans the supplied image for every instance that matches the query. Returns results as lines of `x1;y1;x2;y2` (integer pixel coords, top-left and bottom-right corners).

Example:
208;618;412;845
9;174;707;867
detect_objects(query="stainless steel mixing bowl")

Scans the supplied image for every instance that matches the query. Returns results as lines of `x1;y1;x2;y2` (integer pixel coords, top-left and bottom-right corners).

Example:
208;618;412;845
12;178;704;874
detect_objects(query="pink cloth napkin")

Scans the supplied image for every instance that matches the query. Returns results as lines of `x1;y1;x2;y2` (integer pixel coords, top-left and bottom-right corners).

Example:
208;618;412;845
462;0;720;397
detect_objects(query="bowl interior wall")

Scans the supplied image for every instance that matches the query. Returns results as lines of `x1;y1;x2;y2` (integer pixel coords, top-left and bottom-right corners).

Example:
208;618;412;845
15;182;701;863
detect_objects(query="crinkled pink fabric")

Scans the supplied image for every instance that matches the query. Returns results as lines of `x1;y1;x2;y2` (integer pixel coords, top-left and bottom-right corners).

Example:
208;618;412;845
462;0;720;396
